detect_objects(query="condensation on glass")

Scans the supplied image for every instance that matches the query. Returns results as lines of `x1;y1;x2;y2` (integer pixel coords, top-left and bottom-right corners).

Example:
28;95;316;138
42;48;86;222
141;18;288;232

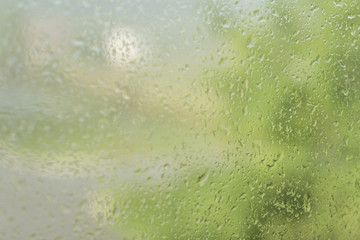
0;0;359;239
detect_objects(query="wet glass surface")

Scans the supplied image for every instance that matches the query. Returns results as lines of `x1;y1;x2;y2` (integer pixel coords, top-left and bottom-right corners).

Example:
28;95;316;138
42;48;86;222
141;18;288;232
0;0;359;239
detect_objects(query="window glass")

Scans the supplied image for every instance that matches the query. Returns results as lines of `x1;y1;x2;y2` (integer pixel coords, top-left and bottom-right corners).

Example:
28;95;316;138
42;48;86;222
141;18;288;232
0;0;359;239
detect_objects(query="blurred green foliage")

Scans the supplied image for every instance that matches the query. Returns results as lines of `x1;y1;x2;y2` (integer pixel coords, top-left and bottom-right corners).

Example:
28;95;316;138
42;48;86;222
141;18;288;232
1;0;359;239
106;1;360;239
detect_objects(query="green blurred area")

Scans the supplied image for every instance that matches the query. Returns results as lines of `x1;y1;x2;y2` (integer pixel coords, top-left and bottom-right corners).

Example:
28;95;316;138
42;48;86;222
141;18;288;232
1;0;360;239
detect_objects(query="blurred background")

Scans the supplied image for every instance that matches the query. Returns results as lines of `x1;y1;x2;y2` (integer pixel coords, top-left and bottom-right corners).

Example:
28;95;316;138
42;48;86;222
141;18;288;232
0;0;359;239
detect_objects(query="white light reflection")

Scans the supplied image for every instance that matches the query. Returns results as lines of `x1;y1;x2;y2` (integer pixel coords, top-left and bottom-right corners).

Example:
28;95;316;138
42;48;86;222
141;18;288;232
103;27;152;68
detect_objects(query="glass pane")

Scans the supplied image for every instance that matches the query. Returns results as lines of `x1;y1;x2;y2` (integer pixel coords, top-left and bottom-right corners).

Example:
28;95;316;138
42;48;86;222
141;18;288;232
1;0;359;239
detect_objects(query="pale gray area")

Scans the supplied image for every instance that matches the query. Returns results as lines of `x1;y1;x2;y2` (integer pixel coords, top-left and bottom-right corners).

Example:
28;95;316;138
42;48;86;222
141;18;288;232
0;167;116;240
